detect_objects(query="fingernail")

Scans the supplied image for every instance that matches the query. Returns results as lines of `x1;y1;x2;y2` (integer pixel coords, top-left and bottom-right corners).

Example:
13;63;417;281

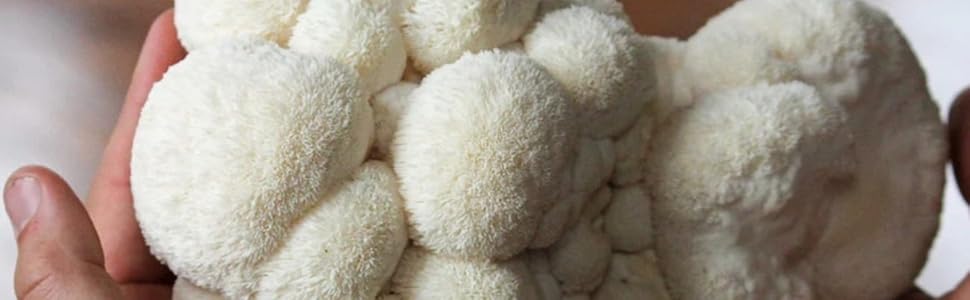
4;176;42;235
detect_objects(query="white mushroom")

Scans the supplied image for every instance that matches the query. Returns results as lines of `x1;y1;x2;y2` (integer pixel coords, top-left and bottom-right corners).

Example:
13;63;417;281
572;138;616;194
638;36;693;121
132;0;946;298
256;162;408;299
610;115;651;186
524;6;655;138
174;0;308;51
371;82;418;160
402;0;541;72
395;51;578;259
648;0;947;299
387;247;540;299
526;251;562;300
593;251;670;300
563;294;591;300
289;0;407;95
603;186;653;253
131;40;372;297
648;82;854;299
499;41;527;55
173;278;224;300
549;219;612;293
529;193;582;249
582;187;613;221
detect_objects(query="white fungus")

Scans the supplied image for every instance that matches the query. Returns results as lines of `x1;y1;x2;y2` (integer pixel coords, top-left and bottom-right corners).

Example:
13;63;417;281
174;0;308;51
289;0;407;95
524;6;655;138
256;162;408;299
529;194;576;250
582;187;613;221
647;82;858;299
549;219;612;293
386;248;540;299
603;186;653;253
526;251;562;300
370;82;418;160
571;139;616;194
593;251;670;300
131;39;372;297
402;0;541;72
173;278;223;300
646;1;947;299
133;0;947;298
395;51;577;260
610;114;651;186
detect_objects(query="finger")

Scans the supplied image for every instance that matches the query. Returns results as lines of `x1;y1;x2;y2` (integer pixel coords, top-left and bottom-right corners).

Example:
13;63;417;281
87;8;185;284
93;8;185;189
942;273;970;300
5;166;122;299
948;88;970;201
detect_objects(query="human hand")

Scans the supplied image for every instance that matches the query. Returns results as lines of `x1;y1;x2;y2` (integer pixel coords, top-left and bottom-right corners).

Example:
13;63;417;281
4;10;184;300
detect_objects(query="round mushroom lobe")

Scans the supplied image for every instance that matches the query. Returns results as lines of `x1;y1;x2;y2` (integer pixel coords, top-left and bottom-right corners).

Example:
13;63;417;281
394;51;578;260
131;39;375;297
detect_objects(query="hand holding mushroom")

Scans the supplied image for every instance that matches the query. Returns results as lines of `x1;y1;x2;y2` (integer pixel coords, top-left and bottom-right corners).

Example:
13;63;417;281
128;0;948;299
3;1;955;300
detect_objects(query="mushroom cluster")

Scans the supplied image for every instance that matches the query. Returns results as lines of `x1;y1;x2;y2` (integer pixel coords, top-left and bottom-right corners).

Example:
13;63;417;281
131;0;947;299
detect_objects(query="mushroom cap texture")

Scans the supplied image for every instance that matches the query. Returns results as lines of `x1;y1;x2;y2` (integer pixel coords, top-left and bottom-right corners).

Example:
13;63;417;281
395;51;578;260
371;82;418;160
571;139;616;194
648;0;946;299
603;186;653;253
645;0;946;299
387;248;540;299
402;0;541;72
174;0;307;51
593;251;670;300
131;40;374;297
649;82;854;299
549;219;612;293
136;0;947;298
524;6;656;138
173;278;223;300
289;0;407;95
257;162;408;299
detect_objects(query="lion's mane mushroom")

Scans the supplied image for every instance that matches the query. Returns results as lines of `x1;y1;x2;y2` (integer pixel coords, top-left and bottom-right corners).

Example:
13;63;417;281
394;51;578;260
132;0;946;299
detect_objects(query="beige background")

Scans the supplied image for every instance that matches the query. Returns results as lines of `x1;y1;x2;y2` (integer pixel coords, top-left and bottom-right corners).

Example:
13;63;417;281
0;0;967;298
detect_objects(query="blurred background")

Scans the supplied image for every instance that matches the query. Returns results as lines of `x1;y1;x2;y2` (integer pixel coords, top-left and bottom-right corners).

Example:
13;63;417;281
0;0;966;298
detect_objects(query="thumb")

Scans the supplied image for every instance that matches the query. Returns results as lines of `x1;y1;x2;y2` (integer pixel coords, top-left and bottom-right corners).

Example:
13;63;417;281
4;166;121;299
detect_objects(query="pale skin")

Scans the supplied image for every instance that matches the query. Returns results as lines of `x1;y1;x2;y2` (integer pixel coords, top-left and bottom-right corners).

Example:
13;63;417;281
3;3;968;299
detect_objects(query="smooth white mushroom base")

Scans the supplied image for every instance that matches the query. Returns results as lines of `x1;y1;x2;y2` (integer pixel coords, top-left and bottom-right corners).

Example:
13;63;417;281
647;1;946;299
